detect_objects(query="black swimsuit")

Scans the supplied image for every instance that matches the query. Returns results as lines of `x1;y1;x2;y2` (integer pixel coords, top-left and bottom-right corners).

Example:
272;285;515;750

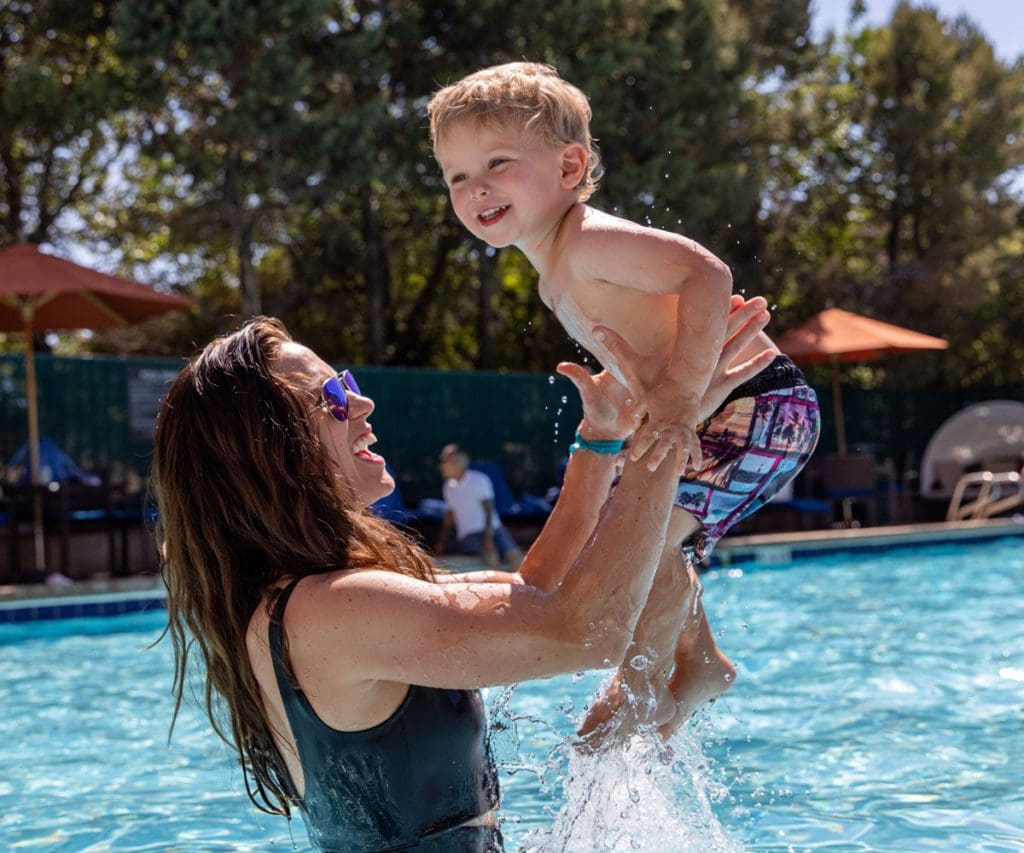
269;579;502;852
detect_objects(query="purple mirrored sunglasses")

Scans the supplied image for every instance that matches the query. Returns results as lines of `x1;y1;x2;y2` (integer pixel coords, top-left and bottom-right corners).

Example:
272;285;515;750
321;370;361;422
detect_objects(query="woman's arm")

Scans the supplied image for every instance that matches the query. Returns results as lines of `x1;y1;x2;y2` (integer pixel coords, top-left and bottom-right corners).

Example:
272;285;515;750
433;569;524;585
295;444;680;690
515;369;632;593
285;300;773;692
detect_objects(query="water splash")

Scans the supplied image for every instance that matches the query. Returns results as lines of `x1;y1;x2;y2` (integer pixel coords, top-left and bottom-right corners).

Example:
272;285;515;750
490;671;743;852
520;727;741;853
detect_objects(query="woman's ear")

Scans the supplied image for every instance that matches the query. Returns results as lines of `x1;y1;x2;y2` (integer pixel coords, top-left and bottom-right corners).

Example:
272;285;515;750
559;142;589;191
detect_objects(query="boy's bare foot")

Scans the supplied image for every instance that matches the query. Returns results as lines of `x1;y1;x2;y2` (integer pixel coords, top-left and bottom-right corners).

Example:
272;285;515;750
657;617;736;739
576;655;677;751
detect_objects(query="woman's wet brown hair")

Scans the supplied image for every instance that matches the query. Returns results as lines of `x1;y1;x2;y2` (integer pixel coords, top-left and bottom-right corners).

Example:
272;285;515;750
151;316;434;816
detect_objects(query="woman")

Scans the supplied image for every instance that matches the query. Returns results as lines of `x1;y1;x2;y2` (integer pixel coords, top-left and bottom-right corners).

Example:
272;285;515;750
152;302;772;852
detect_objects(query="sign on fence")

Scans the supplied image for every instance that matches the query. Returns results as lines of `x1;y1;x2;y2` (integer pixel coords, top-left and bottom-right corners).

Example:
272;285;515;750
127;367;179;442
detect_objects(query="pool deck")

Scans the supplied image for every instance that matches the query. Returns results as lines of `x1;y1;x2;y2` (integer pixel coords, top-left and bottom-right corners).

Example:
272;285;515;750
2;517;1022;606
710;516;1024;564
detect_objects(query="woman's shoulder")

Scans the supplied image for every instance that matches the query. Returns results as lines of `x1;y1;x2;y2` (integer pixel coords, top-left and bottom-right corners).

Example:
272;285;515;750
276;569;435;619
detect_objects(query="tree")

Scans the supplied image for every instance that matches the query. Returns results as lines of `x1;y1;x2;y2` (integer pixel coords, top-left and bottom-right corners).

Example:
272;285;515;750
758;2;1024;387
114;0;351;319
0;1;133;248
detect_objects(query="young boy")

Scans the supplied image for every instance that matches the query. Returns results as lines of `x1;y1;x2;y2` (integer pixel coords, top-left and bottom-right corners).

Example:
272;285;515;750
428;63;820;738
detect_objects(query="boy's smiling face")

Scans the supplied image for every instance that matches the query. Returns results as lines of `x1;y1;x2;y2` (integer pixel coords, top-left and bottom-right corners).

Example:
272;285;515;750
435;119;584;250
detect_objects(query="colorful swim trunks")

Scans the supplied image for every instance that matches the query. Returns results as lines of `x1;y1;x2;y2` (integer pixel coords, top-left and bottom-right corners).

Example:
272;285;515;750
677;355;820;563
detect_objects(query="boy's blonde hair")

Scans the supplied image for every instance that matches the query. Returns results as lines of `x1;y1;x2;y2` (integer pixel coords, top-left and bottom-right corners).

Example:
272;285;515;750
427;62;602;201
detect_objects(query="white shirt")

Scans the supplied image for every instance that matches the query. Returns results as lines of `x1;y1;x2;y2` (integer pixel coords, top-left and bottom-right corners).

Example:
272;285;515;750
443;469;504;540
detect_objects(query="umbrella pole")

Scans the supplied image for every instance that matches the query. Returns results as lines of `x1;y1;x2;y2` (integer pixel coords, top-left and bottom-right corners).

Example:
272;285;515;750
22;310;46;572
831;357;848;456
830;356;853;525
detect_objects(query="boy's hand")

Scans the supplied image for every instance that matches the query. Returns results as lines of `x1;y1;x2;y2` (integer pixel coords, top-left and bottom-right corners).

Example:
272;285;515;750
630;386;704;472
591;295;776;472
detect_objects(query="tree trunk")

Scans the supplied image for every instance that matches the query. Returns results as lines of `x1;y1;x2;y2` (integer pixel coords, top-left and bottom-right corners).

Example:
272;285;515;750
886;203;900;273
389;231;458;362
224;157;261;318
237;218;260;318
1;146;23;242
361;184;389;363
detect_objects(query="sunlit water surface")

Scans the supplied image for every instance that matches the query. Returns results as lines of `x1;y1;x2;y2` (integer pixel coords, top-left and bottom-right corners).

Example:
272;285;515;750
2;538;1022;851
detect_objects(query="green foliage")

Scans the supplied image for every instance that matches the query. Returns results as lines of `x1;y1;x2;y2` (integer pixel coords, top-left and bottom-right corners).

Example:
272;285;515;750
0;0;134;248
7;0;1022;390
758;2;1024;387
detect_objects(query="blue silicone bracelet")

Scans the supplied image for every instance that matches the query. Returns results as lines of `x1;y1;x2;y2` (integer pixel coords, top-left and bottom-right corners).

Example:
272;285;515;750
568;431;626;456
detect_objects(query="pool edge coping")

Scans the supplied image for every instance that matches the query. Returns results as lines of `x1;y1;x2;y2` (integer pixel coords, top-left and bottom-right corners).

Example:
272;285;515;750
3;518;1022;617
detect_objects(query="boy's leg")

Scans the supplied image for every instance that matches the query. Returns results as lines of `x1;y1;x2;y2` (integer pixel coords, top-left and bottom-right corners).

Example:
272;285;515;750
576;532;693;745
577;506;734;746
658;596;735;738
654;386;821;736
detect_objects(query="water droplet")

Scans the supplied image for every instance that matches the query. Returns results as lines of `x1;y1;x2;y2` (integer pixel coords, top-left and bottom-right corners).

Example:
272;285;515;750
560;396;567;404
629;654;650;671
723;673;733;682
548;375;555;384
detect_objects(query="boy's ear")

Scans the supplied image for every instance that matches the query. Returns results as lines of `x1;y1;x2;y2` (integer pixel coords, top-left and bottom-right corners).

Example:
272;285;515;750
559;142;589;190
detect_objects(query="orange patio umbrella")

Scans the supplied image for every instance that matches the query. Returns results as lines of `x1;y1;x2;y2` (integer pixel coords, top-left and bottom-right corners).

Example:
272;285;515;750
0;243;194;570
775;308;948;454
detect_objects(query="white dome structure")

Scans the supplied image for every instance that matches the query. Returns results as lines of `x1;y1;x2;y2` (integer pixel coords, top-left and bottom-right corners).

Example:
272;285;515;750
920;400;1024;497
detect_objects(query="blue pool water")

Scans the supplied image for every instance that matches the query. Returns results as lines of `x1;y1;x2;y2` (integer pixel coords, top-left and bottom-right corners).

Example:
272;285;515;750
2;538;1022;851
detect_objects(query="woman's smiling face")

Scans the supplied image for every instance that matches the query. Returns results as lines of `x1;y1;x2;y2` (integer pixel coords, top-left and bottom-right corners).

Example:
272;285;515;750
272;342;394;508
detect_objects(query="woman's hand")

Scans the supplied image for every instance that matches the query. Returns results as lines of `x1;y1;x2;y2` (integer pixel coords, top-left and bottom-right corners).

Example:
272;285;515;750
698;295;775;420
592;295;775;426
556;362;637;441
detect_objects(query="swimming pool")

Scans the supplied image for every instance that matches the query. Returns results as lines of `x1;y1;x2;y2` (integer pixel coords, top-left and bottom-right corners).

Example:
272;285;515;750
2;537;1022;851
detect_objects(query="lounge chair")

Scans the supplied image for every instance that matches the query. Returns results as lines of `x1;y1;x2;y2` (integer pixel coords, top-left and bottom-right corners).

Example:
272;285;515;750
468;460;551;521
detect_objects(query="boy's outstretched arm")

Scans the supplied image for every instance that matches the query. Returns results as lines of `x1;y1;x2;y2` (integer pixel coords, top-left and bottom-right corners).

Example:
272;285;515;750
572;225;733;471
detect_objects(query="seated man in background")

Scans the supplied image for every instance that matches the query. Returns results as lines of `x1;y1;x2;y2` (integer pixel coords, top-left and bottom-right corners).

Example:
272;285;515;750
434;444;524;571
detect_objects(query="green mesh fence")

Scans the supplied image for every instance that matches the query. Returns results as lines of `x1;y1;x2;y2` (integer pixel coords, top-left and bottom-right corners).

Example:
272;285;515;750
811;385;1024;468
0;355;582;504
2;353;1022;505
